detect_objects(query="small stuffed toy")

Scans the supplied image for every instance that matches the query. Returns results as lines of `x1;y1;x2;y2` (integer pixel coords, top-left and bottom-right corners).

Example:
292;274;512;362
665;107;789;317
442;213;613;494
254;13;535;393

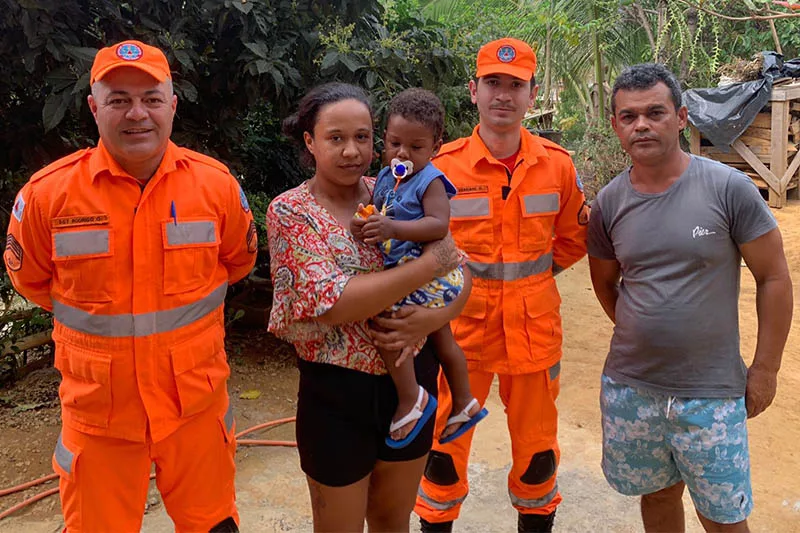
354;203;377;219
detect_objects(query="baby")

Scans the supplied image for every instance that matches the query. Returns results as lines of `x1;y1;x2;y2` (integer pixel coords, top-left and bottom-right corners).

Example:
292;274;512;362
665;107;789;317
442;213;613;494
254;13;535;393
351;88;487;449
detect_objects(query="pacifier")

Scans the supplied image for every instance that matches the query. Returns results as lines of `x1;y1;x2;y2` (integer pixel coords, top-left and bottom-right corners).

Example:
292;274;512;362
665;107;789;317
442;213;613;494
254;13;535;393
390;158;414;180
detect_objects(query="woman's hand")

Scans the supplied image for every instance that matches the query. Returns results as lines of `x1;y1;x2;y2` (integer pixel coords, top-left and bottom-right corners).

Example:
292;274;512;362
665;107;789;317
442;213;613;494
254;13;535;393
369;295;465;350
368;266;471;351
350;215;367;241
369;305;431;353
422;233;461;277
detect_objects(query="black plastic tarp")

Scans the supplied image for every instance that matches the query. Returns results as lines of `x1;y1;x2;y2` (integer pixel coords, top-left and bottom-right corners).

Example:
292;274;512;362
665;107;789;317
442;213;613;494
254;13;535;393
683;51;798;148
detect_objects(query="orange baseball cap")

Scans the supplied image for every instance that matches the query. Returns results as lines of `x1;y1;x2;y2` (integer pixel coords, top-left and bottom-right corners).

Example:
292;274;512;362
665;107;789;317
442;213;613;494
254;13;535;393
90;40;171;85
476;38;537;81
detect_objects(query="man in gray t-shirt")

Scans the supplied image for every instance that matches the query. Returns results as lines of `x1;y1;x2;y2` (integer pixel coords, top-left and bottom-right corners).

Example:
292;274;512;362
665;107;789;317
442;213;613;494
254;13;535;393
588;64;792;533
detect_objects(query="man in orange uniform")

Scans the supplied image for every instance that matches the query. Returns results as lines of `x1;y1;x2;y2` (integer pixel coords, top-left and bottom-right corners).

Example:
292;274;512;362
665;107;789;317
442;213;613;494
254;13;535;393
3;40;256;532
415;38;588;532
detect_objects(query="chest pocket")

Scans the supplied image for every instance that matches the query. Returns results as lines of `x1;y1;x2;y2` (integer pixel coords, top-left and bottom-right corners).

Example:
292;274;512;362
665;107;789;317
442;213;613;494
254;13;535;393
52;228;115;302
450;196;493;254
162;219;220;295
519;192;559;251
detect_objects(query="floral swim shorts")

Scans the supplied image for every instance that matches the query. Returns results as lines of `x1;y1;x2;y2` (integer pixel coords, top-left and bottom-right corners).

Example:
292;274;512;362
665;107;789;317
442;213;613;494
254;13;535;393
600;374;752;524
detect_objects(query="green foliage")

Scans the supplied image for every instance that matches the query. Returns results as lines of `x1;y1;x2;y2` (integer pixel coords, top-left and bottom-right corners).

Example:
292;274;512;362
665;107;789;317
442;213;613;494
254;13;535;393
0;273;53;385
572;121;629;200
555;83;589;149
0;1;474;202
237;102;310;199
318;0;473;140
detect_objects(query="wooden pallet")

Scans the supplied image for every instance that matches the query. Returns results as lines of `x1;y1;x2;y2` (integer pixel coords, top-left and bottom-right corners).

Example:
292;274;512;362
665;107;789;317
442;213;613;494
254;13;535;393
689;81;800;208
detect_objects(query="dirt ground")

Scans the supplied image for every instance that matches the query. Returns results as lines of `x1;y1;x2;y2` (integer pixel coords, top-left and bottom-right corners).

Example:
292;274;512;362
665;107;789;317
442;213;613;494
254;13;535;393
1;202;800;532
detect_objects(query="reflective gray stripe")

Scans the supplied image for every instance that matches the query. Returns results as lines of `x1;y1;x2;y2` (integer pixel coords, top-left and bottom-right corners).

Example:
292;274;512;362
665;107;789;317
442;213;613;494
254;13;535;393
417;486;467;511
549;361;561;381
166;221;216;246
54;434;74;474
509;483;559;509
451;197;490;218
467;253;553;282
523;193;559;215
224;401;235;434
52;282;228;338
54;230;109;258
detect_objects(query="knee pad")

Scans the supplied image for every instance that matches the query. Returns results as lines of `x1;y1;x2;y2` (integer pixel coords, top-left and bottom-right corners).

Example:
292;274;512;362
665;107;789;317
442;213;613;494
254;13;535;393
520;450;556;485
424;450;459;486
209;516;239;533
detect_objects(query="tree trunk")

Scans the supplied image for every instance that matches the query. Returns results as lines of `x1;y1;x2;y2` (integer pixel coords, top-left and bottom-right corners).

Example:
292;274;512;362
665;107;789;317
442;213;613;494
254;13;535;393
567;73;590;113
543;28;553;110
593;2;605;121
681;7;697;80
633;4;657;59
769;19;783;55
656;0;667;63
542;0;554;112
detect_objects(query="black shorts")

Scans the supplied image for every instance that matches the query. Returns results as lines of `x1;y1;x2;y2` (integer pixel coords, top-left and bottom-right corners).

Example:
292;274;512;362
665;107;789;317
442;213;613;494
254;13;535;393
295;341;440;487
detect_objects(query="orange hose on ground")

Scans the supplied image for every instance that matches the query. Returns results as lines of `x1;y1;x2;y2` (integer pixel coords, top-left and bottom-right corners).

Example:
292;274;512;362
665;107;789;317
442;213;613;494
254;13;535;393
0;474;58;497
237;440;297;447
235;416;296;439
0;417;297;521
0;487;59;521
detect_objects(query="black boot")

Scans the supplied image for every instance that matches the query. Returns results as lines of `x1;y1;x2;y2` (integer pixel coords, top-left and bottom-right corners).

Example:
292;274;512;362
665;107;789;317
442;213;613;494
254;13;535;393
517;510;556;533
209;516;239;533
420;516;454;532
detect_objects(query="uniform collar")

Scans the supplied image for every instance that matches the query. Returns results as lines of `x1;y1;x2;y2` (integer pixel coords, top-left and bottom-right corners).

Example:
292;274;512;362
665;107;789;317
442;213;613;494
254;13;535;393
89;140;188;183
467;125;550;170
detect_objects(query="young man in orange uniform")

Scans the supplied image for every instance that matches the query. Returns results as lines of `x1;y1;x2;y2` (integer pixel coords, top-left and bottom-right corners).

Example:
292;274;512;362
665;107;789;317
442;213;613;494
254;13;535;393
415;38;588;532
4;40;256;532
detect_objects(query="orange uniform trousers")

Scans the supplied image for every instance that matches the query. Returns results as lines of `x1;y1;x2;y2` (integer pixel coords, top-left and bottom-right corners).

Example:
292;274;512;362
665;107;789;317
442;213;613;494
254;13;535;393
52;402;238;533
416;365;561;522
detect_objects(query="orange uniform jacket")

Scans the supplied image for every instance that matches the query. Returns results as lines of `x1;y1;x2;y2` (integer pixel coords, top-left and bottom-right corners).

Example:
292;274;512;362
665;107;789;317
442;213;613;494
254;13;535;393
4;141;256;443
437;126;587;375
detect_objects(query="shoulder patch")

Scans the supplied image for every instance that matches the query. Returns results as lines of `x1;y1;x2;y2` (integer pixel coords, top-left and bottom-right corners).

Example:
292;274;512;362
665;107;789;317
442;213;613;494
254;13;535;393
435;137;469;158
181;148;231;174
239;184;250;213
29;149;91;184
12;194;25;222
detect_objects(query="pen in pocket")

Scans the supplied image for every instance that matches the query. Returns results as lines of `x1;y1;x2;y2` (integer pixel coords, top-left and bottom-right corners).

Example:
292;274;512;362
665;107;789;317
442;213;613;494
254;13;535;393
170;201;177;225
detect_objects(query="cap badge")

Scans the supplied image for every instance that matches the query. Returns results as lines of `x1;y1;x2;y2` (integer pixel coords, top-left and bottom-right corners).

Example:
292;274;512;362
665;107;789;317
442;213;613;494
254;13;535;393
497;45;516;63
116;43;143;61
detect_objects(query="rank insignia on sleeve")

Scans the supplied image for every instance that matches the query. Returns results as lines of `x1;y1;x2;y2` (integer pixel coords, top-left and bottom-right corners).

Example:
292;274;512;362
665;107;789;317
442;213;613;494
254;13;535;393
246;220;258;254
4;234;23;271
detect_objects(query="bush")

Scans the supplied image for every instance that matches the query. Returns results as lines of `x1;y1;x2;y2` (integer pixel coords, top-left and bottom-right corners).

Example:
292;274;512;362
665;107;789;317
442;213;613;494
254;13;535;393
572;121;629;201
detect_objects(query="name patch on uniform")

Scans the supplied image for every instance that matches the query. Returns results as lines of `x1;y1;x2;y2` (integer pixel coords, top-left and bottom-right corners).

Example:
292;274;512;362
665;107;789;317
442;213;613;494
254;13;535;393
456;185;489;194
4;235;23;271
246;220;258;254
51;214;110;229
12;194;25;222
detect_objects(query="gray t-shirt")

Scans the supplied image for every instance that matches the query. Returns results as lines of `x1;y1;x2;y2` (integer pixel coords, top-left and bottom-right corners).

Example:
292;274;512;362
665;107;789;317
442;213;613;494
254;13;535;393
588;155;777;397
